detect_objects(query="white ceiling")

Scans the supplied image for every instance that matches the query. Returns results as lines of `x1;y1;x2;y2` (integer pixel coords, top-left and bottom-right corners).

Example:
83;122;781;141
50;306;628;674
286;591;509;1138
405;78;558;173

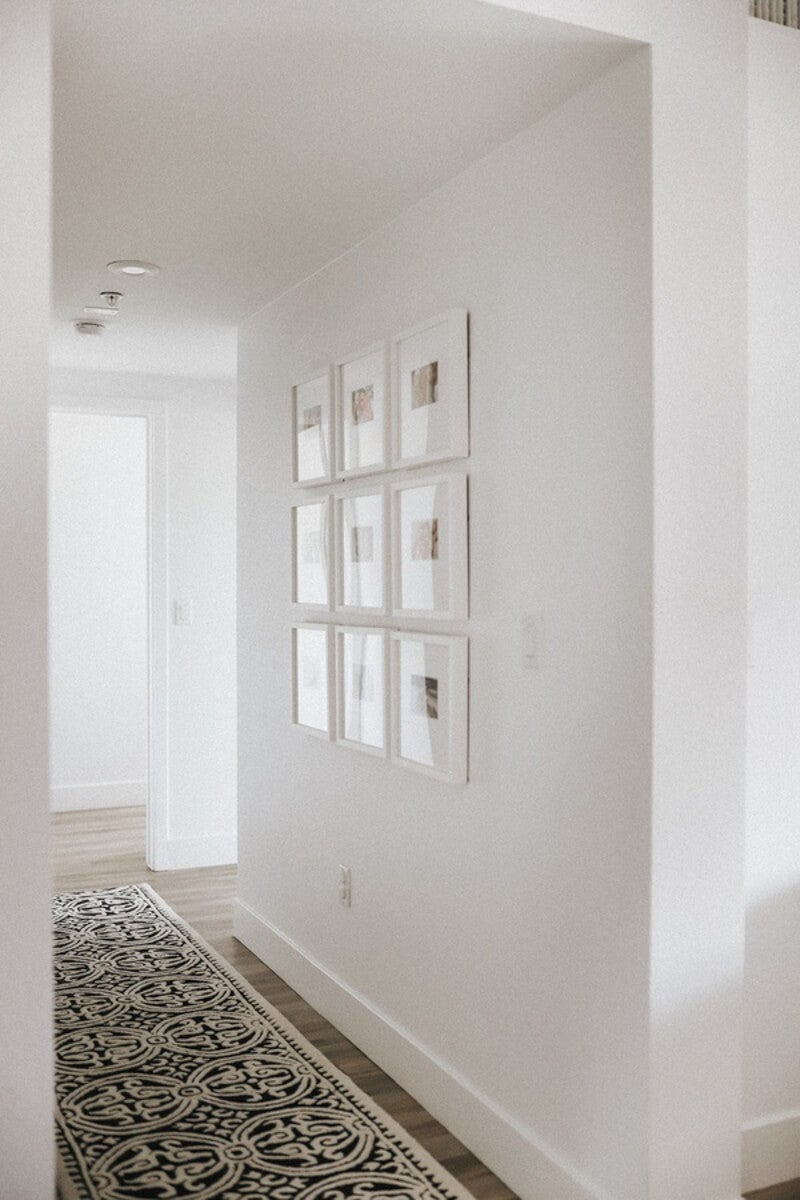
52;0;631;377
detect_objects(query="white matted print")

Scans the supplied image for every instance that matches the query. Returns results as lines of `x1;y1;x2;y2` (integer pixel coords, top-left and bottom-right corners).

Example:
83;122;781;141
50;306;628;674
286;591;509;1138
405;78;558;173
292;624;333;737
391;474;467;620
336;626;387;755
391;309;468;468
292;498;332;609
337;487;388;614
293;369;333;485
391;632;468;783
336;344;388;477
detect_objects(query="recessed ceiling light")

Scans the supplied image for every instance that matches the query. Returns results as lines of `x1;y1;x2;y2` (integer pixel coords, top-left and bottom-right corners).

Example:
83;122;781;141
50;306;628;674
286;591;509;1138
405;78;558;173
107;260;160;276
83;306;119;318
74;320;105;336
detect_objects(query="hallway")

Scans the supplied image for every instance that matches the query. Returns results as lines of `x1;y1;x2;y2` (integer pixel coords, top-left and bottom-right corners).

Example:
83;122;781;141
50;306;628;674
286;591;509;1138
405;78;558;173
51;806;516;1200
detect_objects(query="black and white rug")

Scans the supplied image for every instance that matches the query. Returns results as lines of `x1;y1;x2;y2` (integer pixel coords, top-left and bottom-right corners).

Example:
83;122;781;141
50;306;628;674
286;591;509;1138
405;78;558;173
53;884;472;1200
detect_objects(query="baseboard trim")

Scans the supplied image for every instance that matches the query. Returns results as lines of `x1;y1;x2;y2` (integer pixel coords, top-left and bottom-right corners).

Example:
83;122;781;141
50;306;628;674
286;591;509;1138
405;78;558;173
50;780;146;812
743;1109;800;1192
152;832;237;871
232;897;613;1200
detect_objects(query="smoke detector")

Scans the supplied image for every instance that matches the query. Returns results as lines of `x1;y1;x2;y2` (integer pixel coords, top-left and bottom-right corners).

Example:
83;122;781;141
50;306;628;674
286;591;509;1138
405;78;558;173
74;319;105;336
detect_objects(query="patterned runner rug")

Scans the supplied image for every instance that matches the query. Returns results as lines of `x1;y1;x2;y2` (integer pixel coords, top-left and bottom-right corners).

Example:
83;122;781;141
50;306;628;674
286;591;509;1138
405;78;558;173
54;884;472;1200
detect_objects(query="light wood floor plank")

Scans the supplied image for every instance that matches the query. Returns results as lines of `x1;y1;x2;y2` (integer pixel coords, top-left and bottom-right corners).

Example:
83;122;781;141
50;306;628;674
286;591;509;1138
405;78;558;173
51;806;517;1200
746;1182;800;1200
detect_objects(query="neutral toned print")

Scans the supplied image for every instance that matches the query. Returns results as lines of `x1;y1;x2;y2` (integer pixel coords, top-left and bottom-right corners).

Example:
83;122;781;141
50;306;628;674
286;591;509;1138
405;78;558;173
411;360;438;409
411;517;438;561
351;524;375;563
411;673;439;720
301;403;322;431
351;385;375;425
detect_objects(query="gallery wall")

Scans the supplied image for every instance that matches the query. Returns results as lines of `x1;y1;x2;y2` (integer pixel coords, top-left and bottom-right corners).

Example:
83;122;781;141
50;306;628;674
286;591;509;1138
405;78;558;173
49;412;148;811
237;53;652;1200
0;1;54;1196
745;18;800;1192
50;368;238;869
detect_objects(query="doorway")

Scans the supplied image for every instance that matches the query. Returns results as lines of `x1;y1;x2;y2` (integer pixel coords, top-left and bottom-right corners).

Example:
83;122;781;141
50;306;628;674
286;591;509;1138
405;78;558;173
48;411;149;837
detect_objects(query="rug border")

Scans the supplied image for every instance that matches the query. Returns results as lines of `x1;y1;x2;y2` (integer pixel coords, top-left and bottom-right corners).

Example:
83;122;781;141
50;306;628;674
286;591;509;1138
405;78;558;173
53;881;478;1200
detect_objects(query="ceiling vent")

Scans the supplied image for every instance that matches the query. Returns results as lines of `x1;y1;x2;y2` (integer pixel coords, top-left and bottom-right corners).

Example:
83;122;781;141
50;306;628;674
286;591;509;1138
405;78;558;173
751;0;800;27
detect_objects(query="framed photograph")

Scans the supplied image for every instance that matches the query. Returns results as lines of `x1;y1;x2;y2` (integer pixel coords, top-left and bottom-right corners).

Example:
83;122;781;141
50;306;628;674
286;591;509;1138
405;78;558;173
292;498;332;609
336;626;388;755
391;473;468;621
336;486;388;614
292;368;333;486
336;343;388;477
292;624;333;738
391;309;468;468
390;632;468;783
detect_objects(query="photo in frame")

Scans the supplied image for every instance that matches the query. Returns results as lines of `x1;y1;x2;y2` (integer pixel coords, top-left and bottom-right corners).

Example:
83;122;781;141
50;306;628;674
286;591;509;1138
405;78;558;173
390;631;468;783
292;369;333;485
391;309;468;468
336;344;388;477
292;623;333;737
292;498;332;609
336;626;388;755
336;486;388;614
391;473;468;620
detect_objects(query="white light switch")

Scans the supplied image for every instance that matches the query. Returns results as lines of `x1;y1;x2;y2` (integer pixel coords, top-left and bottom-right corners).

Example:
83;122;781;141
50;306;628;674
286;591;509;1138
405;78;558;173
174;599;193;626
522;610;544;670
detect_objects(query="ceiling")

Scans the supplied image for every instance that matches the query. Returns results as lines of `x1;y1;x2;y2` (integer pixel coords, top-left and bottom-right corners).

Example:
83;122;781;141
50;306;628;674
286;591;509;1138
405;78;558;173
52;0;632;377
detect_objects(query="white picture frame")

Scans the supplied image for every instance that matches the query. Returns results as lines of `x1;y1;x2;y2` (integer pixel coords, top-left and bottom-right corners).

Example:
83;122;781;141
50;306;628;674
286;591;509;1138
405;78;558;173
390;631;468;783
391;308;468;468
336;342;389;478
335;625;388;756
336;484;389;615
391;473;468;621
292;623;333;738
292;368;333;486
291;497;332;610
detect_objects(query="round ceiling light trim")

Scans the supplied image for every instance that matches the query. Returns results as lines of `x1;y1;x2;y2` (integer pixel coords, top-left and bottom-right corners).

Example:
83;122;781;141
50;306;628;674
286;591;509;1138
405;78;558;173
107;259;160;276
74;319;105;336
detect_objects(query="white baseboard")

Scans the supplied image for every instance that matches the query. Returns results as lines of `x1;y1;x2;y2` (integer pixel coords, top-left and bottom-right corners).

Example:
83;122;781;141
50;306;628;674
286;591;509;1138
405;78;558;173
232;898;613;1200
152;832;237;871
50;780;146;812
742;1108;800;1192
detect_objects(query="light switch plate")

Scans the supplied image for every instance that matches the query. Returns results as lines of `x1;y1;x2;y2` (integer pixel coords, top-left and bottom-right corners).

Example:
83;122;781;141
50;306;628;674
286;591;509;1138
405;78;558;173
174;599;193;626
522;610;544;670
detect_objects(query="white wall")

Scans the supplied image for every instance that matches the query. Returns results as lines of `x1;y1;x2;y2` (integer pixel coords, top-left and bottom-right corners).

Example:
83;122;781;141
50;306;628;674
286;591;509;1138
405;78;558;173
50;369;238;869
745;18;800;1193
166;389;239;854
0;1;54;1197
476;6;748;1200
49;412;148;811
237;0;752;1186
237;54;652;1200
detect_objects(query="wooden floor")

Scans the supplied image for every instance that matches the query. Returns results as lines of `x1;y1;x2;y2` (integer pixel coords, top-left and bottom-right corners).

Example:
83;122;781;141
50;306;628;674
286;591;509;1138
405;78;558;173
51;806;517;1200
747;1182;800;1200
